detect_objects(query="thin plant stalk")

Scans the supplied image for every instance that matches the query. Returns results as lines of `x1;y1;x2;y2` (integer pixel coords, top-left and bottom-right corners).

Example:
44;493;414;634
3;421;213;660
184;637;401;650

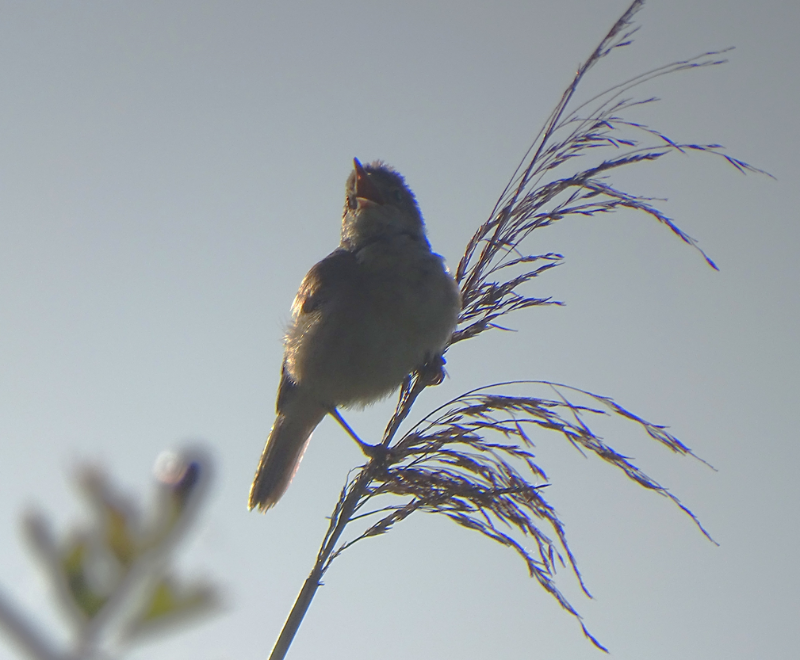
268;377;427;660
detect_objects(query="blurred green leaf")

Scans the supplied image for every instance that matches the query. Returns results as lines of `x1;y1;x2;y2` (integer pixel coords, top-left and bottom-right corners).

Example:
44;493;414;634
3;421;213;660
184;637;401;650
128;576;219;639
104;503;138;566
61;538;107;618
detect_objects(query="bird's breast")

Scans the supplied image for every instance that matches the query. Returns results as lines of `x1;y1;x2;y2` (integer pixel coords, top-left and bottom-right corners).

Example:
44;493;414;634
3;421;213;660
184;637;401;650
285;243;461;407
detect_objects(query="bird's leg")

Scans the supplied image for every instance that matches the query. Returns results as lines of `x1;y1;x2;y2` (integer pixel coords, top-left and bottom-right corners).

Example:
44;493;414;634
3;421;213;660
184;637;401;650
328;408;385;459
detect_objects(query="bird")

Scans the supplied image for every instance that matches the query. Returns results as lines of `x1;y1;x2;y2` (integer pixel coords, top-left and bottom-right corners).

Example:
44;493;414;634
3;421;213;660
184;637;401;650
249;159;462;511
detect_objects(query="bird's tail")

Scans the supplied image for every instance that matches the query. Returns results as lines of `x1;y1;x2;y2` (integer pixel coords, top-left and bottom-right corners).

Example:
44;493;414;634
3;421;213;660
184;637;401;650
249;392;327;511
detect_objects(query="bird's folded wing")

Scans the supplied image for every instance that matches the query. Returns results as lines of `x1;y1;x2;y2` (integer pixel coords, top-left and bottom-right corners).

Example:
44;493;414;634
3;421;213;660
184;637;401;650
291;248;359;316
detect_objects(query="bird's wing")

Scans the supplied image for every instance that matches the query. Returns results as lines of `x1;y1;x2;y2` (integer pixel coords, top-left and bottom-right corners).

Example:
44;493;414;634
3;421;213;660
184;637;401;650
277;248;360;413
275;362;298;413
291;248;359;316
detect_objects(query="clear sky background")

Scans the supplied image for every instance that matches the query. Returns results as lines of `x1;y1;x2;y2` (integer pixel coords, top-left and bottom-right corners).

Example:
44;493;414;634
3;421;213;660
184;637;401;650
0;0;797;658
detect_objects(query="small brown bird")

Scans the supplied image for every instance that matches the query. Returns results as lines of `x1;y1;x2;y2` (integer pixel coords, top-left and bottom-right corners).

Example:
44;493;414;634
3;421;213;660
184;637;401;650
249;159;461;511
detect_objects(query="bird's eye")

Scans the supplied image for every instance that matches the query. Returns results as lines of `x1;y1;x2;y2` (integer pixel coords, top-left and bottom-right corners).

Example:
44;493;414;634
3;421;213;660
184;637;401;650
392;189;403;202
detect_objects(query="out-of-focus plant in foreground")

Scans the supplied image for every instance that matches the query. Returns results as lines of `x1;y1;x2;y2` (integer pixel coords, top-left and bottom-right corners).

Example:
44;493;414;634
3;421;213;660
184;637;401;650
0;449;219;660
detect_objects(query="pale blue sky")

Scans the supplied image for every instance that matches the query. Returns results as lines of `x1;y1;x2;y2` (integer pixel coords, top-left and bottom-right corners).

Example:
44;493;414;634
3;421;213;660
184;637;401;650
0;1;797;659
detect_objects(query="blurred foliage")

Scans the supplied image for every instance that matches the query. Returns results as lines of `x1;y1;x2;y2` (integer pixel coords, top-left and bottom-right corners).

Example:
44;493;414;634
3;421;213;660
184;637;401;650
0;449;219;660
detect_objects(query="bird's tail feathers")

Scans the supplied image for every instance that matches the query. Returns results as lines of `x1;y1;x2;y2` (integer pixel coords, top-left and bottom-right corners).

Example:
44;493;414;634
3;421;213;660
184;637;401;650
249;395;326;511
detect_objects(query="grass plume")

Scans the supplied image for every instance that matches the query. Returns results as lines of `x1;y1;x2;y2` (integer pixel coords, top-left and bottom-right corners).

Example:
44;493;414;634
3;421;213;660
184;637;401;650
266;1;766;657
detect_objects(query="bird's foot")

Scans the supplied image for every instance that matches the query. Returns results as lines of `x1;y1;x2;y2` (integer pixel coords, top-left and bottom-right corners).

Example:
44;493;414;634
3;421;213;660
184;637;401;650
358;442;396;465
418;354;447;386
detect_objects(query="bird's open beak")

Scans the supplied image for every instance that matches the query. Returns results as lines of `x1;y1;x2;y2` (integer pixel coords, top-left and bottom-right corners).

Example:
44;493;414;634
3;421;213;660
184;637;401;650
353;158;384;207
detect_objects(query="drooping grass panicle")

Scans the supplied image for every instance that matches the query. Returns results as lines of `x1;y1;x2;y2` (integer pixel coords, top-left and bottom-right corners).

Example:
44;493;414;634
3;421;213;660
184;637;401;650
320;380;715;651
454;8;767;346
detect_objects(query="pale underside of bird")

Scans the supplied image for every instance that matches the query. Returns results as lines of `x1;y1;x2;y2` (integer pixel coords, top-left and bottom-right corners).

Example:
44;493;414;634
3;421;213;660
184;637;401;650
249;159;461;511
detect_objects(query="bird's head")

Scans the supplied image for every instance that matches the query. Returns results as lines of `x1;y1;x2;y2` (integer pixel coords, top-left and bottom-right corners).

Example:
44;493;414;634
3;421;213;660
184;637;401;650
341;159;429;250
